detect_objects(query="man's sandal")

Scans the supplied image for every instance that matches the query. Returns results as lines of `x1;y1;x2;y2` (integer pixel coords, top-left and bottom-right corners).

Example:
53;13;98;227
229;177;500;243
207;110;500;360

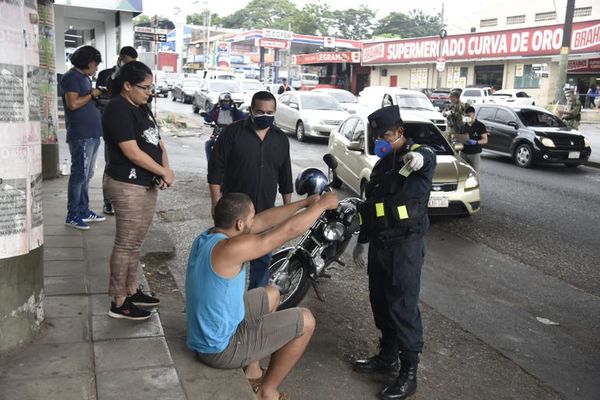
247;368;267;392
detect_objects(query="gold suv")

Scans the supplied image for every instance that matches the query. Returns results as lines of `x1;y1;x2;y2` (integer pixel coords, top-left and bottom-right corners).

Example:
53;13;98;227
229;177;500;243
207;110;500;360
328;111;481;216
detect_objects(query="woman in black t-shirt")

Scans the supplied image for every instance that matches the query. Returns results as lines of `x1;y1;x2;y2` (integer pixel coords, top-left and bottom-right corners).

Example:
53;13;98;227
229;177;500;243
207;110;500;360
459;106;488;173
102;61;175;321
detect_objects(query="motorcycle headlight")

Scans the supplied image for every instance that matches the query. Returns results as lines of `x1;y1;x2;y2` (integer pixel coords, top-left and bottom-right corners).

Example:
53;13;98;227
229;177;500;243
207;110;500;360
322;222;345;241
584;138;591;148
465;173;479;191
539;137;555;148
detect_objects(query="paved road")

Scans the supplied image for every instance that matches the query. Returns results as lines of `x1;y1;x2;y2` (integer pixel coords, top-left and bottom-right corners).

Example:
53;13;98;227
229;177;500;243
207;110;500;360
152;97;600;400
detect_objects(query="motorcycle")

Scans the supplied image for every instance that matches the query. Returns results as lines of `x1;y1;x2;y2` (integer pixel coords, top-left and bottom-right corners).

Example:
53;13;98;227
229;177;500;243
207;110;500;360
268;154;362;310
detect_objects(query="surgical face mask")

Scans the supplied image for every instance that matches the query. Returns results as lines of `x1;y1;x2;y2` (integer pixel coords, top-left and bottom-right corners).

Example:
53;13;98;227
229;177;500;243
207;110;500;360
374;139;393;158
463;116;474;124
252;114;274;129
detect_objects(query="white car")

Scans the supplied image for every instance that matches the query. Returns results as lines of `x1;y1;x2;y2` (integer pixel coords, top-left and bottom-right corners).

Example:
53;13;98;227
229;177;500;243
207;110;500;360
491;89;536;106
192;79;245;113
275;92;350;141
327;111;481;216
240;79;265;108
313;88;360;114
359;87;447;132
460;87;494;104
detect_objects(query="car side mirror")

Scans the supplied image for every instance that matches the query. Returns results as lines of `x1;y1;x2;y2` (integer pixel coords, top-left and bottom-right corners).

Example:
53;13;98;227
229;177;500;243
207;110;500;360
507;121;518;129
453;143;464;152
347;141;363;152
289;103;299;110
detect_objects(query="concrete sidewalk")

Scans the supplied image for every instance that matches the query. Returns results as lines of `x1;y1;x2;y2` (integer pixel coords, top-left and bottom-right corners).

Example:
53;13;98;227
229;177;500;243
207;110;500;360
0;172;255;399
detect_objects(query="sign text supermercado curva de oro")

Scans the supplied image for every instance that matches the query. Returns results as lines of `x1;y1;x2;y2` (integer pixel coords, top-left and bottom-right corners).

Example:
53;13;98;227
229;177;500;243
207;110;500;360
362;20;600;65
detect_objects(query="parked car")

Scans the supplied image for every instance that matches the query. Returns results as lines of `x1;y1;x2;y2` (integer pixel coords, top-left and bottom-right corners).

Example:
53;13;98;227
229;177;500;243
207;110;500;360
313;88;360;114
328;111;480;216
154;80;169;98
163;73;180;90
240;78;264;108
192;79;245;113
491;89;536;105
171;79;203;104
474;104;591;167
460;87;494;104
275;92;350;141
291;73;319;90
429;88;463;109
360;87;447;132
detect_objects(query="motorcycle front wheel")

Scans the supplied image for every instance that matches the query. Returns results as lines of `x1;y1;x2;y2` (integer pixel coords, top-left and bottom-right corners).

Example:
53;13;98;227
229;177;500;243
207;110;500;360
268;252;311;310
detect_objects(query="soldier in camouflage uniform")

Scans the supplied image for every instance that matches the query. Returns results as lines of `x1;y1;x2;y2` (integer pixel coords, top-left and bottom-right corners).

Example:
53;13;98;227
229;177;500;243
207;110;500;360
442;90;466;142
560;90;582;130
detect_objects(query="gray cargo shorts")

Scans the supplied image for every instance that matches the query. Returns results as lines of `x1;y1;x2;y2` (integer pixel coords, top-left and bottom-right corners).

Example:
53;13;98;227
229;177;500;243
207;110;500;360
195;287;304;369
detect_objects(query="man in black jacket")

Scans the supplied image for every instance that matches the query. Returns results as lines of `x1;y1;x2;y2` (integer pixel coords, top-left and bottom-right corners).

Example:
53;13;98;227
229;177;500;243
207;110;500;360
208;91;293;289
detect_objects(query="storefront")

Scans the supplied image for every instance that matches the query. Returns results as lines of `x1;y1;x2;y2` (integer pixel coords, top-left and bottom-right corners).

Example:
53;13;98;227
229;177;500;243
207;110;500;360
567;57;600;107
291;51;368;94
362;19;600;105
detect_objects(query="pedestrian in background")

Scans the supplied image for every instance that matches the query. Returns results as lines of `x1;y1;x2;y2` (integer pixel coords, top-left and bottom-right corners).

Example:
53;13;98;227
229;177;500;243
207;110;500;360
459;106;488;173
442;90;466;142
96;46;139;216
208;91;293;290
585;85;597;110
61;45;106;230
278;78;292;95
102;61;175;321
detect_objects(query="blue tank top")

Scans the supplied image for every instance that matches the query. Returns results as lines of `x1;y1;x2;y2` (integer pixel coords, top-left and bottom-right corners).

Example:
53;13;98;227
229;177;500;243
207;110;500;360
186;229;246;353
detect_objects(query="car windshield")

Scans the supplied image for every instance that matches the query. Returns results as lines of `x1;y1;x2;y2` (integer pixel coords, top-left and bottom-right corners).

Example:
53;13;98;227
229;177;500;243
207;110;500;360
492;93;512;98
516;109;566;127
395;95;434;111
368;122;453;155
300;95;342;110
209;81;242;92
182;80;201;88
242;81;262;90
325;90;357;103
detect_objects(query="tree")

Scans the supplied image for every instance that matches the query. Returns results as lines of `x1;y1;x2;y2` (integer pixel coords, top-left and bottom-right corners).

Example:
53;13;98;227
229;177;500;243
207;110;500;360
133;15;175;30
220;0;298;30
187;12;223;27
373;9;441;39
331;5;375;40
292;2;334;36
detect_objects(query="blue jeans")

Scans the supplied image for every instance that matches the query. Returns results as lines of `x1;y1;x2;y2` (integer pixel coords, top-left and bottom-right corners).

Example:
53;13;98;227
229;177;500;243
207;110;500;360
67;137;100;219
248;253;272;289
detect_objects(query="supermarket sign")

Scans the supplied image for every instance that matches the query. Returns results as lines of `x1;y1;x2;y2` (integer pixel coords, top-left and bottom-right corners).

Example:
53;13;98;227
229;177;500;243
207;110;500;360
292;51;361;65
362;20;600;64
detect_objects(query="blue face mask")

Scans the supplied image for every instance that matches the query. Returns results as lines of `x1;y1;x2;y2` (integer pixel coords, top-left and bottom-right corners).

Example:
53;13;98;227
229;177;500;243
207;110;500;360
221;104;231;110
374;139;393;158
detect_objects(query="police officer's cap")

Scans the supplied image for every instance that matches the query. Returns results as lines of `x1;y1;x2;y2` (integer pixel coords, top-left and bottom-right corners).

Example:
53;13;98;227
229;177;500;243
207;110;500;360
449;90;461;98
368;105;402;137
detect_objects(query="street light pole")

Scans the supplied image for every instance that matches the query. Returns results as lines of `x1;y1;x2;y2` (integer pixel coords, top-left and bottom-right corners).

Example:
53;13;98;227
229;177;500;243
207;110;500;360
436;1;445;90
554;0;576;104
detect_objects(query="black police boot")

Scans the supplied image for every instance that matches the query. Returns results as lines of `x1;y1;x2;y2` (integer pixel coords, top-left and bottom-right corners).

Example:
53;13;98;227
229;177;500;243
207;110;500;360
380;353;418;400
353;339;400;374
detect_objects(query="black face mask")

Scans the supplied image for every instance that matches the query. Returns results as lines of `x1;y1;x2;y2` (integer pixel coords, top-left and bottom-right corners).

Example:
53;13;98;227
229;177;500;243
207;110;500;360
253;115;274;129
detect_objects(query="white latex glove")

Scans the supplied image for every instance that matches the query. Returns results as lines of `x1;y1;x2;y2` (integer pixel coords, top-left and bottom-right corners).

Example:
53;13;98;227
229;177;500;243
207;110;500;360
353;243;367;269
403;151;424;171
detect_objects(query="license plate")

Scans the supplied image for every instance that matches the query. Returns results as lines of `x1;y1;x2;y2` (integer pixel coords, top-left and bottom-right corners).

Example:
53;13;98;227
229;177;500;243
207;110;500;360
568;151;580;159
428;197;449;208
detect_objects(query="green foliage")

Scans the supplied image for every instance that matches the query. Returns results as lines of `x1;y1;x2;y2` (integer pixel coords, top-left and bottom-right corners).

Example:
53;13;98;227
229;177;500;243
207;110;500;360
373;9;442;38
331;5;375;40
220;0;298;30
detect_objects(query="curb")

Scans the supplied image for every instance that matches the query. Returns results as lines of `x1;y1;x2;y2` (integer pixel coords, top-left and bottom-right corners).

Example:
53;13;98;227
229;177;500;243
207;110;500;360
141;226;176;262
585;160;600;169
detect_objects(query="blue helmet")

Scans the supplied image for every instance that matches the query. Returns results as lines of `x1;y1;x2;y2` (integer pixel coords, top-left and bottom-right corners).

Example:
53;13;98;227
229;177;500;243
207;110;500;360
295;168;328;196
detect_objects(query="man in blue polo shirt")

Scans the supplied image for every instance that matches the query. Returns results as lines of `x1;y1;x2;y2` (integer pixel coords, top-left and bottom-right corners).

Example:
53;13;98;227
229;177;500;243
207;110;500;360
61;45;106;230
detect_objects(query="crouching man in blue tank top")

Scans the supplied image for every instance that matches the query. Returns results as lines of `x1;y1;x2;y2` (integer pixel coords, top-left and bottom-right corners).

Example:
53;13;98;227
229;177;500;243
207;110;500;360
186;191;338;400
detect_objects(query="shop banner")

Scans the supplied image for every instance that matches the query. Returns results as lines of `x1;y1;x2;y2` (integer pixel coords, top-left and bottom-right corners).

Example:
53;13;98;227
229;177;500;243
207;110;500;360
568;57;600;73
255;38;289;50
362;20;600;65
292;51;361;65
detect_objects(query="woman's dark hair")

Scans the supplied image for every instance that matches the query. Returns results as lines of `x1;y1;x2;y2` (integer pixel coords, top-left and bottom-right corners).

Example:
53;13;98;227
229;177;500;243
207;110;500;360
109;61;153;95
70;45;102;69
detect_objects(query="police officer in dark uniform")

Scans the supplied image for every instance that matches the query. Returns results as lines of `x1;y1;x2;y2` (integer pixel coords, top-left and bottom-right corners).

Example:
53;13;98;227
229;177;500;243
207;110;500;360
352;106;436;400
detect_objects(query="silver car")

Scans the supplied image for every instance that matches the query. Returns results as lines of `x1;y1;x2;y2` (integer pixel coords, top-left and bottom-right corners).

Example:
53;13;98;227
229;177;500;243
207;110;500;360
192;79;245;113
275;92;350;141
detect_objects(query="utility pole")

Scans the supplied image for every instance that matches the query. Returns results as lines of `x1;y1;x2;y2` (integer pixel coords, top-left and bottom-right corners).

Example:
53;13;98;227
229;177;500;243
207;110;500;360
287;22;292;84
554;0;576;104
435;1;445;90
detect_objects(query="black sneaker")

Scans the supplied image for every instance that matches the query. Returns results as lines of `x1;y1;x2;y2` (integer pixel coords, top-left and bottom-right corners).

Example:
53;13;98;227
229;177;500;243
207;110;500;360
108;298;151;321
129;285;160;307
